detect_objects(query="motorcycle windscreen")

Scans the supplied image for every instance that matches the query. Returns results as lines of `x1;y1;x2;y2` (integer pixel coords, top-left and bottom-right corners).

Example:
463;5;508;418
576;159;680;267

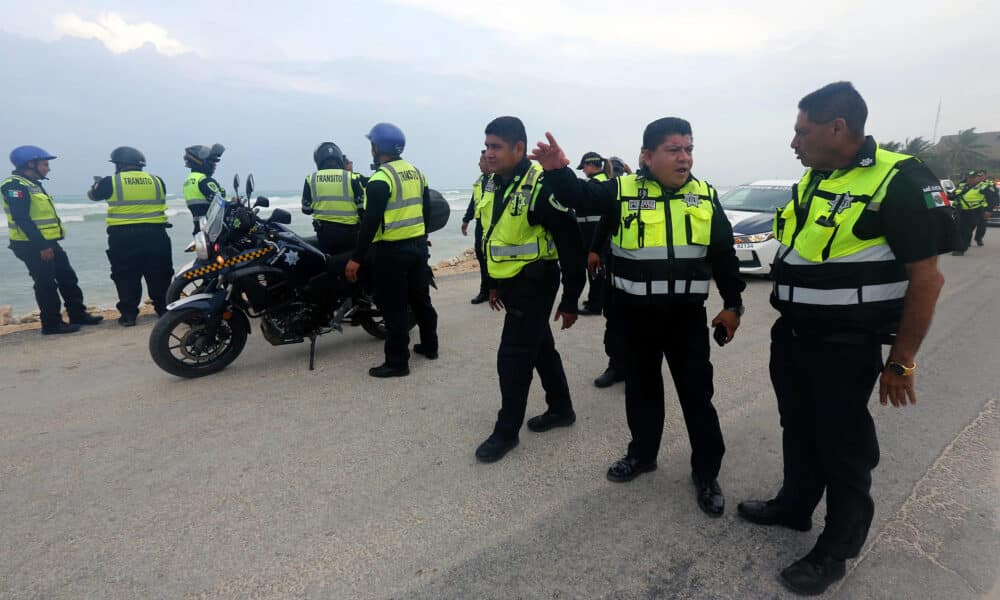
425;188;451;234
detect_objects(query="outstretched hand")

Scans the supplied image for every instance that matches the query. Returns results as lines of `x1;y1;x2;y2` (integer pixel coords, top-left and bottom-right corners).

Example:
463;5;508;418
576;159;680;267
529;132;570;171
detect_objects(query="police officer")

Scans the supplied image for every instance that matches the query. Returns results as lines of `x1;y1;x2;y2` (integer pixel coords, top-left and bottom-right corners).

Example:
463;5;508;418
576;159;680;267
460;150;491;304
951;169;996;254
301;142;365;255
88;147;173;325
344;123;438;378
182;144;225;234
531;118;745;517
735;82;953;596
343;155;369;187
576;151;610;315
473;116;585;463
2;146;103;334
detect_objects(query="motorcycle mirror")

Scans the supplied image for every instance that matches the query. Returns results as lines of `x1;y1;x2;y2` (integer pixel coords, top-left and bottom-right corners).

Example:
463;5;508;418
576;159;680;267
253;196;269;208
232;174;240;199
268;208;292;225
245;174;254;200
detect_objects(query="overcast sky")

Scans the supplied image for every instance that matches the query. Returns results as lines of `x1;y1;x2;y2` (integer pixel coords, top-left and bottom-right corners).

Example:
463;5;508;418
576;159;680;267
1;1;998;196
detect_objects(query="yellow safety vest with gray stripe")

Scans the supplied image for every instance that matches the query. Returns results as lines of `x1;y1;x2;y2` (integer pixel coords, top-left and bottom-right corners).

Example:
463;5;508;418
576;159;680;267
183;172;225;216
2;174;64;241
954;182;988;210
771;146;911;311
472;174;487;220
307;169;359;224
578;171;609;223
367;159;426;242
106;171;167;226
609;175;715;299
480;162;559;280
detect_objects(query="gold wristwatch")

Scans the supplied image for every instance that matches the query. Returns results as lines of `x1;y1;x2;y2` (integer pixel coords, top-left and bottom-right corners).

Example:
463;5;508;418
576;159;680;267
886;361;916;377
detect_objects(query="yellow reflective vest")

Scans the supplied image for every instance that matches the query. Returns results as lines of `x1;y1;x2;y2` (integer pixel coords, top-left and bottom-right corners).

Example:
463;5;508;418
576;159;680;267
2;174;64;241
480;162;559;280
578;171;609;224
366;159;426;242
771;146;912;318
183;172;225;214
106;171;167;226
307;169;359;225
955;181;988;210
472;174;487;220
609;174;715;299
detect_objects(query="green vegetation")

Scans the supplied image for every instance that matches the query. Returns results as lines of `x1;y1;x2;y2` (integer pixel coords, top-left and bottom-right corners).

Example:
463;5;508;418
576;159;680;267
882;127;998;179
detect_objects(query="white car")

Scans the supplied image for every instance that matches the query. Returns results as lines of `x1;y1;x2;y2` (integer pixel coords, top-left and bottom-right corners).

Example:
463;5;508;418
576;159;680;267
719;180;797;276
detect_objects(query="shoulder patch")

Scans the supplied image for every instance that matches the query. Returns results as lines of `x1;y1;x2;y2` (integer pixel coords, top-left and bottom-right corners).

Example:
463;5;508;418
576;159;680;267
546;194;568;213
7;189;24;199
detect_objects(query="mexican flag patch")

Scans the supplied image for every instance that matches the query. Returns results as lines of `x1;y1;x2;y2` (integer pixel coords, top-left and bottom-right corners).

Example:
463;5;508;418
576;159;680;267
6;189;24;199
922;188;949;208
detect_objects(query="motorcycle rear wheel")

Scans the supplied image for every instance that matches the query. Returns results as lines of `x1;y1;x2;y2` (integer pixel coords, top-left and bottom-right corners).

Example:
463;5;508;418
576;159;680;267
149;307;248;378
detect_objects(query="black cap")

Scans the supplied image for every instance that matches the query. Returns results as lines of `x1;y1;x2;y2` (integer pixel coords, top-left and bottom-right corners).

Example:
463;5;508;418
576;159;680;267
576;151;604;170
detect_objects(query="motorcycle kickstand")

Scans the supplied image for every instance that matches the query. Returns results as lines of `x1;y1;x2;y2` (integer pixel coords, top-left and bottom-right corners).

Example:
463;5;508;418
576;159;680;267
308;335;317;371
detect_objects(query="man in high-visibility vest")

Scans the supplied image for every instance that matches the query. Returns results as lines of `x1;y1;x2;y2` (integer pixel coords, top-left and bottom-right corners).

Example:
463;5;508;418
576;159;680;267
182;144;225;234
2;146;103;334
951;169;997;254
473;116;585;463
460;150;491;304
575;151;610;316
740;81;953;595
88;146;173;325
301;142;365;255
345;123;438;378
532;119;744;517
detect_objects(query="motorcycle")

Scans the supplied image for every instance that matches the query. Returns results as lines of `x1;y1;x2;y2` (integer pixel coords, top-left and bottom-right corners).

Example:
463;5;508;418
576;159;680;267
149;174;415;378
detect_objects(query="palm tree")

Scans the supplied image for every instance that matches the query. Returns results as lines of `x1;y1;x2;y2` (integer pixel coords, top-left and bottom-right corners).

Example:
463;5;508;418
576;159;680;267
938;128;992;175
903;137;934;160
880;140;903;152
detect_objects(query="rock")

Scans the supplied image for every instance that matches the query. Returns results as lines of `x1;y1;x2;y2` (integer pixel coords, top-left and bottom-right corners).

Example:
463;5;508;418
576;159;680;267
463;248;475;256
0;305;12;326
435;260;451;270
17;313;38;324
448;258;460;266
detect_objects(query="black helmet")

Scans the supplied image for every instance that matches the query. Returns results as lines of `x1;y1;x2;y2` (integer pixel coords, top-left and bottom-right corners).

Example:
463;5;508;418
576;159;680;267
109;146;146;168
184;143;225;167
313;142;345;169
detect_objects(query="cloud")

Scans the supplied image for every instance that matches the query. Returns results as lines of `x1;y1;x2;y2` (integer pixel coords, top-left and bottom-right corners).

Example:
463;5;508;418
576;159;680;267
53;12;190;56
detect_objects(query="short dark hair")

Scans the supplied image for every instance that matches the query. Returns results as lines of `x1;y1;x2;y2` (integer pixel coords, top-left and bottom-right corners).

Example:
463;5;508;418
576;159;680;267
485;116;527;149
642;117;693;150
798;81;868;136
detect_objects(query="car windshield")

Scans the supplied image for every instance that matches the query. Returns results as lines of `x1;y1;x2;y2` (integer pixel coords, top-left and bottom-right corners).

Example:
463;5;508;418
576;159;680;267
719;186;792;212
204;194;226;243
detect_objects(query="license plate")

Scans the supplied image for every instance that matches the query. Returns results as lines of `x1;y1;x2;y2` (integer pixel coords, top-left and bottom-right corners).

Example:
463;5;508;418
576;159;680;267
735;243;755;249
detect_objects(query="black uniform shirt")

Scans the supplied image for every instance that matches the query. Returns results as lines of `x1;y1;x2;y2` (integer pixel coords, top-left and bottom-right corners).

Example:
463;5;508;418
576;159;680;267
2;171;58;247
486;158;586;314
545;165;745;308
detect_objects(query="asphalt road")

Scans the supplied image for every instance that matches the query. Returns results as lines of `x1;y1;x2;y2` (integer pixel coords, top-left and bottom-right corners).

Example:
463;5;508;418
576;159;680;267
1;245;997;599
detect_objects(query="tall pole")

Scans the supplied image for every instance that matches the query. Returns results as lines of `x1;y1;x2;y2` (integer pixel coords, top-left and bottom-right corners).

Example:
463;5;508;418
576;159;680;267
932;98;942;144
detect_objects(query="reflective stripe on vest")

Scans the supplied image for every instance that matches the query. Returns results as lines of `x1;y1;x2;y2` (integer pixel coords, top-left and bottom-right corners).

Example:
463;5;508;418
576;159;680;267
183;173;225;218
771;145;911;313
107;171;167;226
309;169;359;224
482;163;559;279
609;174;715;298
2;174;64;241
774;282;908;305
956;183;988;210
368;160;426;242
577;172;609;223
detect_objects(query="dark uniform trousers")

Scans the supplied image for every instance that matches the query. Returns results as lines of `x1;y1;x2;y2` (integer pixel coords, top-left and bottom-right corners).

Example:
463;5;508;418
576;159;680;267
314;221;360;257
769;318;882;560
373;238;438;368
974;210;989;245
494;261;573;439
473;221;488;296
580;221;602;311
11;241;88;328
107;225;173;317
600;258;620;372
957;208;985;251
617;302;724;479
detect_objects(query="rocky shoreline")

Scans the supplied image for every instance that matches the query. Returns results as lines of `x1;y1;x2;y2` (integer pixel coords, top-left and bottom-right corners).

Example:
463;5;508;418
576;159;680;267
0;248;480;337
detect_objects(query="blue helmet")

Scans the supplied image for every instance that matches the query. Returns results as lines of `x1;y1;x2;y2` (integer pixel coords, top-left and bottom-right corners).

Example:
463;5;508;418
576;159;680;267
10;145;57;169
366;123;406;156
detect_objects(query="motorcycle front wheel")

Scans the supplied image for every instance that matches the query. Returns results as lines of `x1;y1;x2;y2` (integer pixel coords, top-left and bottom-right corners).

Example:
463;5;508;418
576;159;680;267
166;275;209;304
149;307;248;378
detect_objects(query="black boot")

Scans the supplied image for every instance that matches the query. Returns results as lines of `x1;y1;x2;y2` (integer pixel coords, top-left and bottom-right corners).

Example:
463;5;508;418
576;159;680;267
737;498;812;531
413;344;438;359
41;322;81;335
526;410;575;432
70;313;104;326
369;363;410;378
692;473;724;517
475;433;519;463
778;548;846;596
594;366;624;388
470;291;489;305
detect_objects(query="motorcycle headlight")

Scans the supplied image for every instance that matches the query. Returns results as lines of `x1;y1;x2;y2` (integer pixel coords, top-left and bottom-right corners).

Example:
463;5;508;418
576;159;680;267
194;231;209;260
